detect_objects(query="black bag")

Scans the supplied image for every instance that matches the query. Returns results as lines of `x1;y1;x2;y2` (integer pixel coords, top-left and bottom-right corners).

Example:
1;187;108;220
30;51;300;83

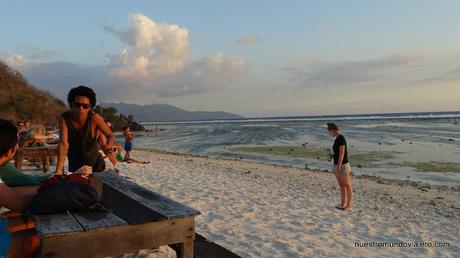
27;176;101;215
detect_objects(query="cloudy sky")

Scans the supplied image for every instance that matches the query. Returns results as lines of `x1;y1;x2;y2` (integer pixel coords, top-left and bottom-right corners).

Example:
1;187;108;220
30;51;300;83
1;1;460;117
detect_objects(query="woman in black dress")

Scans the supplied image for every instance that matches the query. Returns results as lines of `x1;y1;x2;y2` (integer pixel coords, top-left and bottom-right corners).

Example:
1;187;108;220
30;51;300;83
327;122;353;211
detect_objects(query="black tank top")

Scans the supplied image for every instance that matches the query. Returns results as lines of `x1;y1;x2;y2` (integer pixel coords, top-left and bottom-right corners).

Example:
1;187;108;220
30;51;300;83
62;111;105;172
333;134;349;165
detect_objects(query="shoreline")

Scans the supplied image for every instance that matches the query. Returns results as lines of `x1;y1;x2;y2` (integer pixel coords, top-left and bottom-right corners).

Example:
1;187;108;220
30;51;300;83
134;147;460;192
117;149;460;257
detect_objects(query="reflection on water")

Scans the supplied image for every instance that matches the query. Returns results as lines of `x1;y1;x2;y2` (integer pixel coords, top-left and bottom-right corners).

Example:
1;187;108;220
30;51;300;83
130;115;460;186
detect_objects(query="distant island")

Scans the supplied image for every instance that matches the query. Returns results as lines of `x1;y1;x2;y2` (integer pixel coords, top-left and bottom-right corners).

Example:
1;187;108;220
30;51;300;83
102;102;243;122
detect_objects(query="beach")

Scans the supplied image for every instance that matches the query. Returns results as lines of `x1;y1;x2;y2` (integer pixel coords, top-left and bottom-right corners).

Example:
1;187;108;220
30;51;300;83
136;116;460;187
115;149;460;258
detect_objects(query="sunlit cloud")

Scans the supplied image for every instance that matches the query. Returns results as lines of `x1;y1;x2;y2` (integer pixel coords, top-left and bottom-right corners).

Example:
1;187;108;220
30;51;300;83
4;13;248;102
103;13;190;80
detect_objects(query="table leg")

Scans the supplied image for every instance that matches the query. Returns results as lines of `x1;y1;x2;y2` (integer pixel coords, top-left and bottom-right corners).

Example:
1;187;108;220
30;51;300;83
15;153;23;170
179;241;193;258
42;157;50;172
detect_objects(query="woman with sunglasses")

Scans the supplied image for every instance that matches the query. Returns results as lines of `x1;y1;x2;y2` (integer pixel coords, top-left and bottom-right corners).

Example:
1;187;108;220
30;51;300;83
55;86;115;173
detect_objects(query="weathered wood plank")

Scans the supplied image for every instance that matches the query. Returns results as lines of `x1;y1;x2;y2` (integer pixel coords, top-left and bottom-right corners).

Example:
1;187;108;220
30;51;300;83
71;210;127;230
33;211;84;237
41;217;195;258
99;183;167;224
94;172;200;219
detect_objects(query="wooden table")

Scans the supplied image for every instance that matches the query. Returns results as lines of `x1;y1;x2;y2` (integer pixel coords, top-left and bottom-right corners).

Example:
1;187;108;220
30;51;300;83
32;172;200;258
14;146;59;172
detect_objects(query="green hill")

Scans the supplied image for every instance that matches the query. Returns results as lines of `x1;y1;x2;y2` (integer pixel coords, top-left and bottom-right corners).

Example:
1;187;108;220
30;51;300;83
0;61;66;125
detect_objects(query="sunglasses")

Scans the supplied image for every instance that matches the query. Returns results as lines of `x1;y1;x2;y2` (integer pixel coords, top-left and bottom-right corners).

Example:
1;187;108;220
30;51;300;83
73;102;92;110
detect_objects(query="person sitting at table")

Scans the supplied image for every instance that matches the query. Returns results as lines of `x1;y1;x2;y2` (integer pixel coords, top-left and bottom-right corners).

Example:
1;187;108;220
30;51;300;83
0;119;94;257
24;121;30;130
16;121;25;132
55;85;115;173
0;118;40;257
19;124;56;147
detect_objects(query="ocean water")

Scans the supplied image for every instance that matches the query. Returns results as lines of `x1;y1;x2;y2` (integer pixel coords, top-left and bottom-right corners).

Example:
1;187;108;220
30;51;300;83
127;112;460;186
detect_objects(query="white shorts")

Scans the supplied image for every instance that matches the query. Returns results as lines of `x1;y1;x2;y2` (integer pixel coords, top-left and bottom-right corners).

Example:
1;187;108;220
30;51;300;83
332;163;351;176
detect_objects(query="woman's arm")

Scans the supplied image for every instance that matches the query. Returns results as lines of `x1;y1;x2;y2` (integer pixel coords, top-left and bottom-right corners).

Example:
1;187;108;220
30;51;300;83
0;184;38;212
337;145;346;171
32;134;54;142
55;117;69;174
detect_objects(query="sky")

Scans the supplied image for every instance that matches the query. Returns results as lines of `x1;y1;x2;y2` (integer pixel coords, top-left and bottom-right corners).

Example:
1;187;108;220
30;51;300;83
1;0;460;117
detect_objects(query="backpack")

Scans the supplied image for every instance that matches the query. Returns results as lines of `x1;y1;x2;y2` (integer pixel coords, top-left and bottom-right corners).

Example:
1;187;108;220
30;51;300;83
27;174;102;215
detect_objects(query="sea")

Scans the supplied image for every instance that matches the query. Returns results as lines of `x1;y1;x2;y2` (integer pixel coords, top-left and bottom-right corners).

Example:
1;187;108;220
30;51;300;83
126;111;460;187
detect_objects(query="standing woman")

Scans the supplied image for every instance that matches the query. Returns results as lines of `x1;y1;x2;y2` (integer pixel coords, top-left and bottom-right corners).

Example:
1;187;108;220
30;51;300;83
55;86;115;173
327;122;353;211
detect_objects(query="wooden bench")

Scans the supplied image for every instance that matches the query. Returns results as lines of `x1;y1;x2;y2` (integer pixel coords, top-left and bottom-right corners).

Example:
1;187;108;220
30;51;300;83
14;146;59;172
31;172;200;258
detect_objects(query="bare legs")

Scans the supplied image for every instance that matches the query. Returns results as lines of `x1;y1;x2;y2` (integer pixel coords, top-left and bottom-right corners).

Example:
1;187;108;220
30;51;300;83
335;172;353;211
343;172;353;210
335;174;346;209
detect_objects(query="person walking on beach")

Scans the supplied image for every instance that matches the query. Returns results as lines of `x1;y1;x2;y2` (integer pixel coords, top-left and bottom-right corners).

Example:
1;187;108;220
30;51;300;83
55;86;115;173
123;126;134;160
327;122;353;211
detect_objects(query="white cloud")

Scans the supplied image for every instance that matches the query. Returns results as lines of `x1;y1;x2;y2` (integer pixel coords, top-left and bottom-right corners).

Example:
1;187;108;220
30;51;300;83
155;53;248;97
237;35;261;46
103;13;189;80
5;45;55;67
3;13;248;102
5;54;38;67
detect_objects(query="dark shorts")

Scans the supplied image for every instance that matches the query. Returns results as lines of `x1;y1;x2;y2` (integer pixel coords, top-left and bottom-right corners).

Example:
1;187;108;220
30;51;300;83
124;141;132;152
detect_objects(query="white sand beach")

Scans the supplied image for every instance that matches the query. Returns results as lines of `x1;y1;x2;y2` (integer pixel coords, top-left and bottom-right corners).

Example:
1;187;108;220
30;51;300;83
114;150;460;258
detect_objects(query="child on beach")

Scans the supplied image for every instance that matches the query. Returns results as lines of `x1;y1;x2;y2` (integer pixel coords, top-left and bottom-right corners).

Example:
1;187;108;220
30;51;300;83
327;122;353;211
123;126;134;160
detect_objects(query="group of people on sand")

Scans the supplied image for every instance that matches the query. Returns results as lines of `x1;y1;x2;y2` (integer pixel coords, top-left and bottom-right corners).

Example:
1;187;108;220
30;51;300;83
15;121;58;148
0;85;142;256
0;84;353;256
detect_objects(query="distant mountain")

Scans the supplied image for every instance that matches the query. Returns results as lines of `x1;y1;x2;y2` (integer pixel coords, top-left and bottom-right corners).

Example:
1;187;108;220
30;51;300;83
101;102;243;122
0;61;66;124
